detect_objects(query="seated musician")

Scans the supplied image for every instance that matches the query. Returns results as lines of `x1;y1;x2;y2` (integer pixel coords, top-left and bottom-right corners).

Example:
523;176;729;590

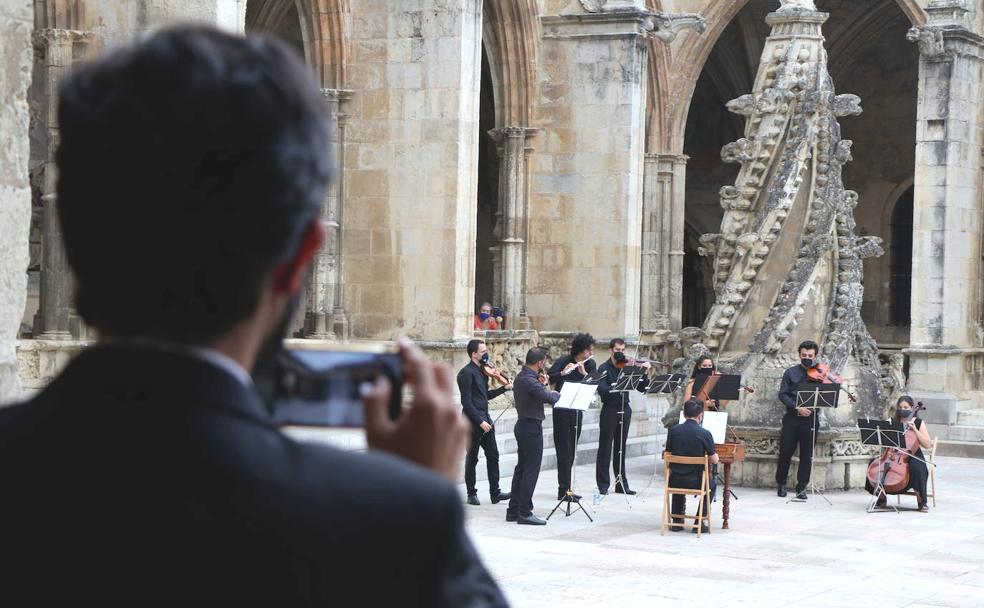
866;395;932;512
664;399;719;533
683;356;730;410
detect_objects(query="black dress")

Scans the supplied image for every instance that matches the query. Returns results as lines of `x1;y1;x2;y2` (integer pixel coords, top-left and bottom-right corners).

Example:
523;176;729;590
865;418;929;507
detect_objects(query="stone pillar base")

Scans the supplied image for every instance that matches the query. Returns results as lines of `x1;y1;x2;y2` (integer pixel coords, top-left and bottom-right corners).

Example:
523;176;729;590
731;427;875;490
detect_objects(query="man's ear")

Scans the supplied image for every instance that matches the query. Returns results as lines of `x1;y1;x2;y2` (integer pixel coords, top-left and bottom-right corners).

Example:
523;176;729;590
273;219;326;295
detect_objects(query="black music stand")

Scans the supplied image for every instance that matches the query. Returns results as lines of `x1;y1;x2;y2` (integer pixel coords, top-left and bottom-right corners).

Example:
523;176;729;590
693;374;742;408
600;366;649;508
646;374;687;395
858;419;904;513
789;382;840;505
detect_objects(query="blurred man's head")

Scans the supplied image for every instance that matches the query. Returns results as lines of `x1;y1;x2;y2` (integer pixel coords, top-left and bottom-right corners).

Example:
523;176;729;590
56;26;331;353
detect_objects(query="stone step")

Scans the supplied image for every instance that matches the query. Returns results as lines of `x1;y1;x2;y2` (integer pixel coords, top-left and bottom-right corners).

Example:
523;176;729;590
937;440;984;459
956;408;984;426
466;431;664;486
939;424;984;442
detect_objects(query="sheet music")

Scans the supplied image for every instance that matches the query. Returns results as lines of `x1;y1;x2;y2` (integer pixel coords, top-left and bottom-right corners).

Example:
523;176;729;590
554;382;597;410
677;410;729;444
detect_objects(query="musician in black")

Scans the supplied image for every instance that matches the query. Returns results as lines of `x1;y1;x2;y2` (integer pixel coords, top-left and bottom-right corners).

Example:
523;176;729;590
596;338;651;495
664;399;719;533
865;395;933;511
775;340;820;500
458;339;512;506
547;333;596;501
506;347;561;525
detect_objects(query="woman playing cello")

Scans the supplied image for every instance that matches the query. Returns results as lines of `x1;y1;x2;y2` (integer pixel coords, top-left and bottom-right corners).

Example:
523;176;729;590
865;395;932;511
683;356;730;410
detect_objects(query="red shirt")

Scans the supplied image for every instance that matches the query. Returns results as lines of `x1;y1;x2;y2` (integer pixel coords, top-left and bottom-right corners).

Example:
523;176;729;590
473;315;500;330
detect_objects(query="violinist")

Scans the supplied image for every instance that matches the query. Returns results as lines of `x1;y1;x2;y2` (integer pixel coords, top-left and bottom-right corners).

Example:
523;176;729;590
683;356;731;410
596;338;651;495
547;333;597;501
866;396;932;512
775;340;821;500
458;339;512;506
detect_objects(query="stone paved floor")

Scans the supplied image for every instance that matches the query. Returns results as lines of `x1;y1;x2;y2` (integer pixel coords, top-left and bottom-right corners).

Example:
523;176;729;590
461;455;984;608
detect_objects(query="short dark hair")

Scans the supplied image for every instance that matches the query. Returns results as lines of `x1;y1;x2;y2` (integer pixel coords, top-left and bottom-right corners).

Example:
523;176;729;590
798;340;819;354
56;26;332;343
526;347;548;366
609;338;625;350
570;333;594;358
683;399;704;418
467;339;485;357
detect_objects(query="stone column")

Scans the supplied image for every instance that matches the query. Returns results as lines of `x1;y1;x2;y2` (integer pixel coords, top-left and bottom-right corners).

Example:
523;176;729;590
0;0;33;403
489;126;536;330
305;89;351;339
531;3;652;336
904;3;984;420
640;152;687;331
33;29;91;341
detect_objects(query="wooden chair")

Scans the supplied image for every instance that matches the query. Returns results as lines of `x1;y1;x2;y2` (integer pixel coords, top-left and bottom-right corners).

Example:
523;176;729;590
661;454;711;537
897;436;938;508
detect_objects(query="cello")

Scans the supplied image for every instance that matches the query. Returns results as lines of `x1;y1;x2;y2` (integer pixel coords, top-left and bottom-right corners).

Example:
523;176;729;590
866;401;926;494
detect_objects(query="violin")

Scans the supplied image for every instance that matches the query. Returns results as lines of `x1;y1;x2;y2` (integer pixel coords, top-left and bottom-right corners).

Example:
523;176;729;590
614;356;653;370
480;360;511;387
805;362;857;403
866;401;926;494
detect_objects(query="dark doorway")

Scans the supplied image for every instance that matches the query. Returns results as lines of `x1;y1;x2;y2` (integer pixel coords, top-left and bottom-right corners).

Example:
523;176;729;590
889;186;913;327
475;47;499;317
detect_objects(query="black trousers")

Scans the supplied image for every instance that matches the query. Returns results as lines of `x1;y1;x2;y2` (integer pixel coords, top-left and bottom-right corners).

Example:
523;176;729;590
507;419;544;518
668;472;714;524
596;404;631;490
553;408;582;495
776;414;816;491
865;454;929;505
464;424;501;496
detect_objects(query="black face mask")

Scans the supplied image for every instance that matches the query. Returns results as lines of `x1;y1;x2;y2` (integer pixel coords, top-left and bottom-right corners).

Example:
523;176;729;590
800;358;815;369
613;351;626;363
480;353;490;365
898;409;914;418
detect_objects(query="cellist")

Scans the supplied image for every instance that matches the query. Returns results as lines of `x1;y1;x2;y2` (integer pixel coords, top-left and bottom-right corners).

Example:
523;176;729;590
683;356;731;411
866;396;932;512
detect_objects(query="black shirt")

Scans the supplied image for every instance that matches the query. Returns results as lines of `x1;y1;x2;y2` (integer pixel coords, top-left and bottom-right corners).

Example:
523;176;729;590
779;364;815;423
596;359;649;409
457;362;507;427
547;355;597;392
513;367;560;421
665;419;716;476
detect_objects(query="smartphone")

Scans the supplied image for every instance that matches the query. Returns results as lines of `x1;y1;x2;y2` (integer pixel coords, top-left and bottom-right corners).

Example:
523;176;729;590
267;341;403;428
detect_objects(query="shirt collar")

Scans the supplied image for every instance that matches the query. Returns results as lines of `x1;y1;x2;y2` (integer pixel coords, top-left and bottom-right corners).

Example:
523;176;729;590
100;337;253;387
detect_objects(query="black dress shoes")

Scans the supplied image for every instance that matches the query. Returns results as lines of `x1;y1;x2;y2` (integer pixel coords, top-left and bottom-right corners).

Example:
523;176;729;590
517;514;546;526
669;525;684;532
777;485;787;497
795;490;808;501
490;491;511;504
466;495;480;506
614;486;637;496
692;525;710;534
558;493;583;502
506;512;517;522
598;488;609;495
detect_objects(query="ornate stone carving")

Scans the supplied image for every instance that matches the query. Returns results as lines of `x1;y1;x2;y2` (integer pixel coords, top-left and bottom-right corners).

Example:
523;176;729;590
651;12;707;43
778;0;817;10
907;26;948;60
832;94;862;117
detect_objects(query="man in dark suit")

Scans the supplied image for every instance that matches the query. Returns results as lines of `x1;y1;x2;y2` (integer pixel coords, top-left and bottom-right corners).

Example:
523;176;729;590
458;339;512;505
547;333;596;501
506;347;560;525
664;399;719;533
0;27;506;607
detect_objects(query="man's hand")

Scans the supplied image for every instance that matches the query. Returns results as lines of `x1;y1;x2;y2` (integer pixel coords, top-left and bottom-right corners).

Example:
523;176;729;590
796;407;811;417
641;361;652;370
504;382;513;390
362;338;468;481
575;361;587;375
480;421;492;433
562;363;577;375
